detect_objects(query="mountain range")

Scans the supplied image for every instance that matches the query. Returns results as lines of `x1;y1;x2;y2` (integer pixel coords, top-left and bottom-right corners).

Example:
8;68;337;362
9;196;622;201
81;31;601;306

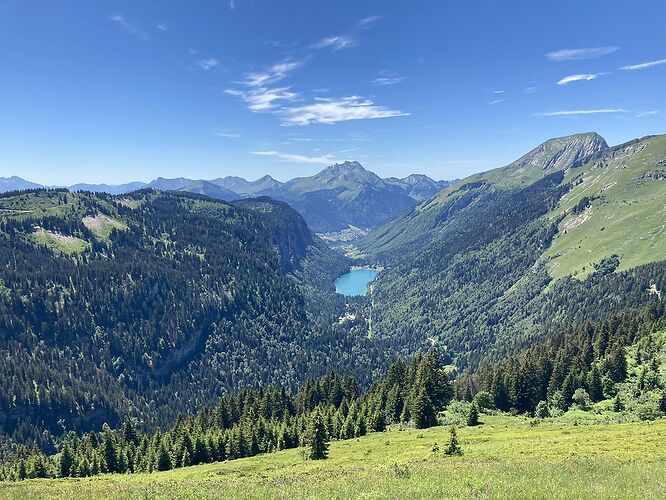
2;130;666;457
1;164;451;233
359;132;666;368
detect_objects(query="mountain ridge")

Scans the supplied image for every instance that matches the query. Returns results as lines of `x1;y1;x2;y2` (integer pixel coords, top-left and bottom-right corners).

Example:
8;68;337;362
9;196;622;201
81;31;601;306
2;163;451;233
357;131;666;371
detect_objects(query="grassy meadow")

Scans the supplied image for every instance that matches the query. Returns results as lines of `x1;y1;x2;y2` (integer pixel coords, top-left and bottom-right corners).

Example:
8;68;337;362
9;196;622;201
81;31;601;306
3;415;666;499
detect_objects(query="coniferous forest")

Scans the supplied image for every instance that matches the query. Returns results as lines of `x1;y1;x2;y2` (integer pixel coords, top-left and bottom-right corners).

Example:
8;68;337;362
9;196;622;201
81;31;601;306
3;2;666;496
0;190;387;452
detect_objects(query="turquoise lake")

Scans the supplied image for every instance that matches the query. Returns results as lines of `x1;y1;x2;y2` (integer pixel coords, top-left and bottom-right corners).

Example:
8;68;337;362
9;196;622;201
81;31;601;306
335;268;379;296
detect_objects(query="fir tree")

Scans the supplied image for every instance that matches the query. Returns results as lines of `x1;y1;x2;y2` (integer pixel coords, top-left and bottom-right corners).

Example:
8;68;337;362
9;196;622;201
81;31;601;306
155;442;172;471
410;379;437;429
466;403;480;426
306;407;329;460
444;426;462;456
586;365;604;402
613;393;624;412
58;444;74;478
560;374;575;410
101;426;117;473
534;401;550;419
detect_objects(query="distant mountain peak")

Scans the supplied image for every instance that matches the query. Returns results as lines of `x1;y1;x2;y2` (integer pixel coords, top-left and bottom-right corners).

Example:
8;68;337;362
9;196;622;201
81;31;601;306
502;132;608;182
0;175;43;193
314;161;381;185
331;160;364;168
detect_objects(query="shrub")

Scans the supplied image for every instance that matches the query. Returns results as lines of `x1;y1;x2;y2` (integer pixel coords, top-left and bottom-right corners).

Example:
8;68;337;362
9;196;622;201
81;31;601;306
535;401;550;419
473;391;494;411
467;403;480;426
572;389;591;410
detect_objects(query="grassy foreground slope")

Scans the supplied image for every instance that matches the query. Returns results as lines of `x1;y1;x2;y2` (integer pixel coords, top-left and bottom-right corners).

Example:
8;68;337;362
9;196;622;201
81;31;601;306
4;416;666;499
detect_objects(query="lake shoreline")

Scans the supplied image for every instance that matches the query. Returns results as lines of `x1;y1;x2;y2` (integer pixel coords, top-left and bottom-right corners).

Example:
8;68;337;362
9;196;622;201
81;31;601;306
350;265;384;272
335;268;381;297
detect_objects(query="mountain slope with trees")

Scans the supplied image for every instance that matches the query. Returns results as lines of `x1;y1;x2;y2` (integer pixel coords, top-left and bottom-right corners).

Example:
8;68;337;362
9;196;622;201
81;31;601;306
358;133;666;370
0;189;383;450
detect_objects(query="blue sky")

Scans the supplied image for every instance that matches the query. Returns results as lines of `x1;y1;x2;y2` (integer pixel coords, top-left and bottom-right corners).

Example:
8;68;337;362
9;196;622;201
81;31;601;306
1;0;664;185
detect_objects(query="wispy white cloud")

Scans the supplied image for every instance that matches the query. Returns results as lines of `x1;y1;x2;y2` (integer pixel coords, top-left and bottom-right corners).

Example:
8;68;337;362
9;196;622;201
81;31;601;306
372;76;405;86
492;90;505;94
489;98;506;105
108;14;149;40
635;110;659;118
227;57;406;126
311;35;357;51
359;15;384;27
243;60;303;87
157;23;168;32
225;59;303;112
621;58;666;71
251;150;338;165
213;129;241;139
534;109;627;117
281;96;408;126
371;70;405;86
197;58;219;71
225;87;298;112
229;0;236;10
524;86;537;94
557;73;603;85
546;46;619;61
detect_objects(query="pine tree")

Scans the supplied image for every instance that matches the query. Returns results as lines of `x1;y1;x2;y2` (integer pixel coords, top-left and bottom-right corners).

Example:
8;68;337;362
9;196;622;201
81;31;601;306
613;393;624;412
444;426;462;456
410;378;437;429
466;403;480;426
560;373;575;410
490;371;510;412
586;365;603;402
58;444;74;478
535;401;550;419
193;434;210;465
155;442;172;471
101;427;117;473
122;419;139;446
17;460;27;481
181;448;191;467
660;389;666;414
306;407;329;460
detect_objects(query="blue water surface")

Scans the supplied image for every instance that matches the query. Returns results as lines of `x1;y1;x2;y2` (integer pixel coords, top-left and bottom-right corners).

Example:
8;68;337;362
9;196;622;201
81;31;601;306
335;268;379;297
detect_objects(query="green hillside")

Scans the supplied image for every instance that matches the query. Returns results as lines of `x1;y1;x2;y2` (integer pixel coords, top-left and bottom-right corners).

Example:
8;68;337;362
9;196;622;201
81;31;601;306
4;416;665;499
544;135;666;279
360;132;608;259
0;189;375;449
354;133;666;370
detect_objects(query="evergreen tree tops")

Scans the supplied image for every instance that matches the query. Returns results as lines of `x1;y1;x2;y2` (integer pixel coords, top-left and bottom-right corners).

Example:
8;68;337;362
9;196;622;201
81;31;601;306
306;408;329;460
0;348;452;481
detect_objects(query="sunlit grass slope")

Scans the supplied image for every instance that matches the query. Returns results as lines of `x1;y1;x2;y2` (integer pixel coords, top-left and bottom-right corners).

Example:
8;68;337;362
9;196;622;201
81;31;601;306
545;134;666;279
4;415;666;499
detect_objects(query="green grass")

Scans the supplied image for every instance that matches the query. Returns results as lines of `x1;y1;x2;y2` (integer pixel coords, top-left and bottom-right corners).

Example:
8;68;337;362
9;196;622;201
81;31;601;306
0;191;75;220
32;228;89;254
544;135;666;280
82;215;128;240
4;416;666;499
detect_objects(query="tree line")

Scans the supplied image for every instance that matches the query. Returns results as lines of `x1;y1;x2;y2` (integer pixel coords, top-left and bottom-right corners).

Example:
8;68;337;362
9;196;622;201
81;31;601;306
0;349;452;480
454;302;666;415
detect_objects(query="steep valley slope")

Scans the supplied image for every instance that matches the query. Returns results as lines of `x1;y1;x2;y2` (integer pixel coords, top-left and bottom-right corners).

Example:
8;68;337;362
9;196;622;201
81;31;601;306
359;133;666;369
0;189;385;450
